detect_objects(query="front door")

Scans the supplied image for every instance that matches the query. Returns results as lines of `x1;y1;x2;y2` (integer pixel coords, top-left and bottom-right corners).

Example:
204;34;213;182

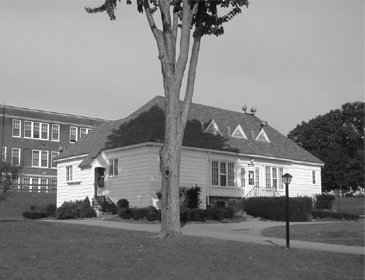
94;167;105;198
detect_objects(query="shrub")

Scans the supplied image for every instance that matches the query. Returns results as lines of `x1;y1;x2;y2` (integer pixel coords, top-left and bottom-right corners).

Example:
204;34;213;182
244;197;312;222
184;185;202;209
313;210;359;220
117;199;129;209
206;207;233;220
131;208;150;220
119;208;132;219
79;197;96;218
190;208;206;222
56;200;82;220
180;207;192;222
315;194;335;210
23;211;46;220
45;204;57;217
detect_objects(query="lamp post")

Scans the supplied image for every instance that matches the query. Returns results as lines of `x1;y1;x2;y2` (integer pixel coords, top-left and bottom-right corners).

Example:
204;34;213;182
282;173;293;249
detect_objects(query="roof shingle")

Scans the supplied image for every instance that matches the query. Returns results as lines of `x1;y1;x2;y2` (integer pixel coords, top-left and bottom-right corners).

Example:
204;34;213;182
58;96;323;166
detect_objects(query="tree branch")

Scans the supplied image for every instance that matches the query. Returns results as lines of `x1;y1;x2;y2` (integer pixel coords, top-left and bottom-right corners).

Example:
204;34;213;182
174;0;196;96
181;34;201;127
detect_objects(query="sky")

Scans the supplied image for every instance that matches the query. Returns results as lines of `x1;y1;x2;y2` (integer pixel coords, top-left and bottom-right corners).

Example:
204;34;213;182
0;0;363;135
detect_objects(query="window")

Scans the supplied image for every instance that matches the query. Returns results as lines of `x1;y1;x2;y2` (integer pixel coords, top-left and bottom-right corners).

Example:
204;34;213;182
12;120;21;137
70;126;78;143
40;178;48;192
32;150;48;168
278;168;284;189
265;166;271;188
255;168;260;187
51;151;59;168
80;128;92;139
33;122;40;139
240;168;246;187
66;166;73;181
312;171;316;184
24;121;32;138
109;159;118;176
23;177;30;191
1;146;6;161
248;170;255;185
11;148;21;166
212;161;219;185
211;161;235;187
31;178;39;192
266;166;284;189
51;124;60;141
50;178;57;191
272;167;278;189
41;123;49;140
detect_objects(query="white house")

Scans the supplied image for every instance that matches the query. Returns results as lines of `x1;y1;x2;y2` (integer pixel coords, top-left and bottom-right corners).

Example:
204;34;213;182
56;96;323;208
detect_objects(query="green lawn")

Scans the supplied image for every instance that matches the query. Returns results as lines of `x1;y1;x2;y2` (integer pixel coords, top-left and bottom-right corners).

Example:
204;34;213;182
262;221;365;247
0;220;363;280
0;192;56;219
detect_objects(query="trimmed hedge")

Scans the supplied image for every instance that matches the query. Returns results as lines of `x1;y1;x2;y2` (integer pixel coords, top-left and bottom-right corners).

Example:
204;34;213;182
314;194;335;210
118;206;160;221
244;197;312;222
22;211;46;220
313;210;359;220
45;204;57;217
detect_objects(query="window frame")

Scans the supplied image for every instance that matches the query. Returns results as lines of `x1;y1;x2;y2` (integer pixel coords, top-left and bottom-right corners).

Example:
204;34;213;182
265;166;284;189
109;159;119;176
211;160;235;187
12;120;21;137
32;150;49;168
11;148;21;166
51;124;60;141
66;166;73;182
70;126;78;143
1;146;7;161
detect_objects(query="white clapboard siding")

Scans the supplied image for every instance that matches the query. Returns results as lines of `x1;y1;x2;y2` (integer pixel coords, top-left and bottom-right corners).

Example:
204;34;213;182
56;158;94;207
104;146;159;208
287;164;322;197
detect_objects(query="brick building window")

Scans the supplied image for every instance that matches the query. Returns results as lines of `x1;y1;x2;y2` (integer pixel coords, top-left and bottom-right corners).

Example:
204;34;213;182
70;126;78;143
51;124;60;141
12;120;21;137
11;148;21;166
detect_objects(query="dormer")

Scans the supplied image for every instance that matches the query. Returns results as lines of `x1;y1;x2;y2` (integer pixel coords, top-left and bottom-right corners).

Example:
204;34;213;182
203;119;222;136
255;128;270;143
231;125;248;140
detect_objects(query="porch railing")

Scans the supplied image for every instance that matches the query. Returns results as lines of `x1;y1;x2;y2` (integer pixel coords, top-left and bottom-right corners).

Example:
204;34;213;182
244;186;282;198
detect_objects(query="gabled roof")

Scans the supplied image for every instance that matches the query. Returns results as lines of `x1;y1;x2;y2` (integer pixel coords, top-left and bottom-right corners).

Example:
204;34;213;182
58;96;324;167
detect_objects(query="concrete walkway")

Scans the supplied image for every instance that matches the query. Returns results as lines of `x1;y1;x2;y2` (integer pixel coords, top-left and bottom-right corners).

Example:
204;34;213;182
43;219;365;256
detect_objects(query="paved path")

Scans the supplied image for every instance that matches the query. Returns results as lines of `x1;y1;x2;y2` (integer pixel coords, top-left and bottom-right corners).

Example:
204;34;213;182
43;219;365;256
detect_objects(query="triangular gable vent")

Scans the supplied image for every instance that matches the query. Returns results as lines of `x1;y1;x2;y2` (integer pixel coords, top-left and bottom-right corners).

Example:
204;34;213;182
203;120;222;136
231;125;248;140
255;128;270;143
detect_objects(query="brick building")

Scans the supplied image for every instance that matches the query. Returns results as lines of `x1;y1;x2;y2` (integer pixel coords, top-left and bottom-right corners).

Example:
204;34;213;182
0;105;109;193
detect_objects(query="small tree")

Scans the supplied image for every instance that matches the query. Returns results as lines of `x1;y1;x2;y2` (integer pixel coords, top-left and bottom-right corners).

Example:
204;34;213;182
0;161;22;204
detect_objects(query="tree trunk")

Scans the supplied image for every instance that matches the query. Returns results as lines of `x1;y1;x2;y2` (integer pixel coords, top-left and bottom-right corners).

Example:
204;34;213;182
159;87;184;237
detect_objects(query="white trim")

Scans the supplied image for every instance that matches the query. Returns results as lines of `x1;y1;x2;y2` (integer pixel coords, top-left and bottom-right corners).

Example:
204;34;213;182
255;128;270;143
55;154;88;163
61;141;324;168
203;120;223;136
231;125;248;139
